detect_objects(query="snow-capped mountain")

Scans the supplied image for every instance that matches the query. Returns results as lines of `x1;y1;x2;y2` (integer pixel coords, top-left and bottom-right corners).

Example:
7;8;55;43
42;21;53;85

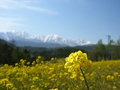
0;30;92;47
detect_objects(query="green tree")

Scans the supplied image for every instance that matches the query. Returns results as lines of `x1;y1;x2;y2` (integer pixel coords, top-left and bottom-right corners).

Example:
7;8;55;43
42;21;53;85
116;39;120;45
112;39;120;59
107;39;115;60
11;47;21;64
21;49;30;60
0;42;13;64
93;39;106;61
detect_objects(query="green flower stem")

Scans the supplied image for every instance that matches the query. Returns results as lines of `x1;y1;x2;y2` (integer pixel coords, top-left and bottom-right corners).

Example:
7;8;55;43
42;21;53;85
80;67;89;90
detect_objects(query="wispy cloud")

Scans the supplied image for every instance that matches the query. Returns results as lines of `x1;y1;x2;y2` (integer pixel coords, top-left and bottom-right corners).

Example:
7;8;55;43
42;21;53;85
0;0;20;9
0;0;59;15
0;0;59;32
24;6;59;15
0;17;23;32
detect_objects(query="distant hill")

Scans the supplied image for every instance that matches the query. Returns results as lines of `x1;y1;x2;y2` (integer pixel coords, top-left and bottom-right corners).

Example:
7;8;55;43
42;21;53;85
20;45;94;53
74;45;94;52
15;40;67;48
0;39;7;44
0;39;12;45
0;38;94;53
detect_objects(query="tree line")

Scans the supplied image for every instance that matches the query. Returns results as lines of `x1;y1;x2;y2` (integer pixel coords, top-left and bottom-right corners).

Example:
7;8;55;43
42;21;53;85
0;39;31;65
89;38;120;61
0;37;120;65
0;39;86;65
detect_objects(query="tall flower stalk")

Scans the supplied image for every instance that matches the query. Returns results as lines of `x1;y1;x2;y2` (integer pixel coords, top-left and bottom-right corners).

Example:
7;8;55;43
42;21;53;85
64;50;92;90
80;67;89;90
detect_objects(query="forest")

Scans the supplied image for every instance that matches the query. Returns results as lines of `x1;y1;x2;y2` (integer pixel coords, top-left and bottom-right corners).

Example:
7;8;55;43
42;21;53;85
0;38;120;65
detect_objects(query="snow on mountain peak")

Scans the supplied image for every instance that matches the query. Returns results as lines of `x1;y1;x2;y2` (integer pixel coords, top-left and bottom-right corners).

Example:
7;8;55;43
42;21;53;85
42;34;60;42
8;30;27;36
10;30;16;33
0;31;92;46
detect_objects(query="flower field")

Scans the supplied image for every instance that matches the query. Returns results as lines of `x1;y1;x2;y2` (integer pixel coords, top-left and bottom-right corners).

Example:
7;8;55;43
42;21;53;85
0;51;120;90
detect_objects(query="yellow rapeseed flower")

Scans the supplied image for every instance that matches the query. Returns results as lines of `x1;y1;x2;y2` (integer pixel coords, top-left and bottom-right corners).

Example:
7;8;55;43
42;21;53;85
64;50;92;78
51;58;54;61
38;56;41;59
36;59;39;63
111;76;114;80
30;85;36;89
107;75;111;80
4;64;9;68
113;86;117;90
33;77;39;82
114;72;118;77
6;83;13;89
15;63;18;66
12;87;17;90
27;62;30;65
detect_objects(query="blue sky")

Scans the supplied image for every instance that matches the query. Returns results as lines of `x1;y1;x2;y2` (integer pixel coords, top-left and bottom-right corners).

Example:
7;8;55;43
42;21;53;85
0;0;120;44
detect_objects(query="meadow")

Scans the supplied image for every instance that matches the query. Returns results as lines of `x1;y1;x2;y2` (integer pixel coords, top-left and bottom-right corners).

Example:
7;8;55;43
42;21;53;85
0;51;120;90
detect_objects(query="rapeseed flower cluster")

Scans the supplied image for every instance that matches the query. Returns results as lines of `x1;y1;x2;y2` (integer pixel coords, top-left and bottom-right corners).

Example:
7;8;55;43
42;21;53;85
64;50;92;78
106;75;114;81
0;54;120;90
114;72;118;77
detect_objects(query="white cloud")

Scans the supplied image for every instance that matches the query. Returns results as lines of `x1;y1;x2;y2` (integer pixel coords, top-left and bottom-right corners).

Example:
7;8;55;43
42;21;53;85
0;0;59;15
0;0;59;32
0;0;19;9
0;17;23;32
25;6;59;15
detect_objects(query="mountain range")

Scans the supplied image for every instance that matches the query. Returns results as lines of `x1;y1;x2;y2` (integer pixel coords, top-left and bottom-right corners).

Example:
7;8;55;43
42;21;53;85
0;30;93;48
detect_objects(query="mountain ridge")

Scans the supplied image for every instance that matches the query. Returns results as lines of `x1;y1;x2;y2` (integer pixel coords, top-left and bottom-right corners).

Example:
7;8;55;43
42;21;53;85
0;30;93;47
